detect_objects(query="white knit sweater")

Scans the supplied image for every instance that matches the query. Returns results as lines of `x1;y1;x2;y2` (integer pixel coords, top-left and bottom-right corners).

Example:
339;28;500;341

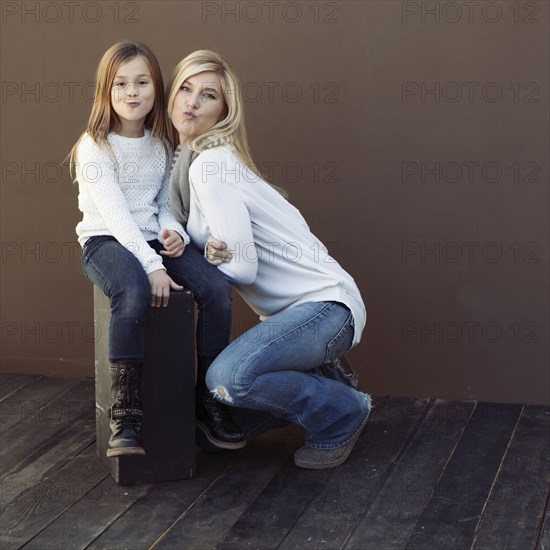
75;130;188;274
186;146;366;346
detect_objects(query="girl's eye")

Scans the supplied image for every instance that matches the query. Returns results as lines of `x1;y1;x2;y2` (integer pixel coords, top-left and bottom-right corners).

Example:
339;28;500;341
204;93;216;100
138;81;148;86
114;82;125;87
180;85;191;92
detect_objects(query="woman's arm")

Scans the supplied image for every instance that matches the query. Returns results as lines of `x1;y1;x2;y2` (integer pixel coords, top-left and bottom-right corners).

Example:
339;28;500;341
189;148;258;285
205;236;233;265
156;146;190;246
77;136;164;274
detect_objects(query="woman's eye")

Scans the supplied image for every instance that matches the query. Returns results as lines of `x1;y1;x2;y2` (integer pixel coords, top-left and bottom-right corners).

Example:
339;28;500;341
114;82;125;87
138;81;148;86
204;93;216;100
180;85;191;92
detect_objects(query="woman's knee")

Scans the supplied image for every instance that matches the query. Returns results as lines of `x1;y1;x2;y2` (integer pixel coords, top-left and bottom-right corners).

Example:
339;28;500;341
205;348;261;404
205;359;237;403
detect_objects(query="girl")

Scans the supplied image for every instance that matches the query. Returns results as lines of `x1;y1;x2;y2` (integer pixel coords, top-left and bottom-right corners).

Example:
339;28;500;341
71;42;245;457
167;50;371;470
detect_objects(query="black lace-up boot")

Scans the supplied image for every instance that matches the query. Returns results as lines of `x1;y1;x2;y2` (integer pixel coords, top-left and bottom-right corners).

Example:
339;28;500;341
107;362;145;457
195;356;246;451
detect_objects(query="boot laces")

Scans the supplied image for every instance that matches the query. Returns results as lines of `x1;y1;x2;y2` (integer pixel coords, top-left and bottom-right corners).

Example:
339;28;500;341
203;394;233;422
114;366;141;409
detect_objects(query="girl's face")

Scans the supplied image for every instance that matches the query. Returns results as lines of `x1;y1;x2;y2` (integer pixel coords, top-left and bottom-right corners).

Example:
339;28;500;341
110;56;155;136
171;71;226;144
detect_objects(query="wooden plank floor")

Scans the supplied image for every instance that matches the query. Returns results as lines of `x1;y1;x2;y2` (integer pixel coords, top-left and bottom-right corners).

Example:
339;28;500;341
1;373;548;550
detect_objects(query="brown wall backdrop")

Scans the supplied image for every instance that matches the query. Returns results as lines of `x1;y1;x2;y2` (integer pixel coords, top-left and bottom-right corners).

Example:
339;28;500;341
1;1;548;404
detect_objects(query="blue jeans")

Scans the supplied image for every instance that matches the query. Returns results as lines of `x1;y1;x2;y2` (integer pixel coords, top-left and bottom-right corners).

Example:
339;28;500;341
81;236;232;362
205;301;371;449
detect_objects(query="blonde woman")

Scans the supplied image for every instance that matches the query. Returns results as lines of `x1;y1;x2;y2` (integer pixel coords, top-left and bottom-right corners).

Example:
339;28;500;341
168;50;370;469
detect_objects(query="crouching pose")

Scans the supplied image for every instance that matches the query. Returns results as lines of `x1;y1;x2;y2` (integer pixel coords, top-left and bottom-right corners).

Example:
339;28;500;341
167;50;370;469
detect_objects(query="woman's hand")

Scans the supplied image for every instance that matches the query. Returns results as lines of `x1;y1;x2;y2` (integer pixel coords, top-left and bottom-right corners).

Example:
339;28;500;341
148;269;184;307
206;236;233;265
160;229;185;258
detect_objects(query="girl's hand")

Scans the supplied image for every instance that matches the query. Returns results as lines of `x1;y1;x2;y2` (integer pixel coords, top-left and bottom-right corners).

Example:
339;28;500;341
148;269;184;307
160;229;185;258
206;235;233;265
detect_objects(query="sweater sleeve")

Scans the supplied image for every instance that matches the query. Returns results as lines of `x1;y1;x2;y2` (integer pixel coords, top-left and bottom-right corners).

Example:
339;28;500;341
189;148;258;285
156;147;190;245
76;136;165;274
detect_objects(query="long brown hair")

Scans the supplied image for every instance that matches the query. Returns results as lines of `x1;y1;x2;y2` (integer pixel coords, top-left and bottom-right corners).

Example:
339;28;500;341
70;42;170;169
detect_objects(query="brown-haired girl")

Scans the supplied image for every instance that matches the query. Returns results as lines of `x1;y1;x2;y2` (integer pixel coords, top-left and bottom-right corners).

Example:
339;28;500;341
72;42;244;457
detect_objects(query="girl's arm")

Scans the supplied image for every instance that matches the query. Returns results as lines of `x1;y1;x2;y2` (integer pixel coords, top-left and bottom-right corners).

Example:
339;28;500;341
189;148;258;285
77;136;165;274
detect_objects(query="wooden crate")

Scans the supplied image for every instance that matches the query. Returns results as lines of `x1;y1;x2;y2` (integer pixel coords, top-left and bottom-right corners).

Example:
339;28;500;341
94;287;196;485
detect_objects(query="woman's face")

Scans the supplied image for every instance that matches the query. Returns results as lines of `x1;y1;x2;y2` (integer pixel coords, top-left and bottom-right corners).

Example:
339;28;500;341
171;71;226;144
110;56;155;135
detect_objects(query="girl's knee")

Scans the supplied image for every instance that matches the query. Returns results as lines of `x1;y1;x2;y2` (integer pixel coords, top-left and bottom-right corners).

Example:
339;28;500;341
203;279;232;309
113;284;150;315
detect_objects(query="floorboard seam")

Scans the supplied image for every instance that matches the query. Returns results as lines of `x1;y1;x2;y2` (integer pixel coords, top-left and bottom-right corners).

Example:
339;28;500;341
339;398;434;550
146;449;246;550
469;404;525;549
391;398;434;467
533;487;550;550
82;470;155;550
15;441;107;548
402;399;478;549
0;403;96;485
0;375;43;402
276;465;339;550
0;379;90;441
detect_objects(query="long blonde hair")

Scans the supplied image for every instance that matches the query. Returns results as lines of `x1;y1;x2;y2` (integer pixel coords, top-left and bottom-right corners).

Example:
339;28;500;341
70;42;170;169
167;50;285;195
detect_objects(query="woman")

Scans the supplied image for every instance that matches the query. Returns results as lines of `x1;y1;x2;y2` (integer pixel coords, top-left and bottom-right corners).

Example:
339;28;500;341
168;50;370;469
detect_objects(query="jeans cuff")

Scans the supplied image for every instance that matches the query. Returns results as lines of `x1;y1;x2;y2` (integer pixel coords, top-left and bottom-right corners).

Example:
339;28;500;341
305;392;372;450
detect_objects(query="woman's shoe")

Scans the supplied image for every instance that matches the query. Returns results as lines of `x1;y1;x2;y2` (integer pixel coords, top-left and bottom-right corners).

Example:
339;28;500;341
195;355;246;451
195;387;247;450
311;355;359;389
294;393;371;469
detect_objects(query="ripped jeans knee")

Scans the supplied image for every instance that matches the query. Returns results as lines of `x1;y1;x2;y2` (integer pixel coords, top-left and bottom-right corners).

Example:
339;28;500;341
205;365;241;406
209;384;236;405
